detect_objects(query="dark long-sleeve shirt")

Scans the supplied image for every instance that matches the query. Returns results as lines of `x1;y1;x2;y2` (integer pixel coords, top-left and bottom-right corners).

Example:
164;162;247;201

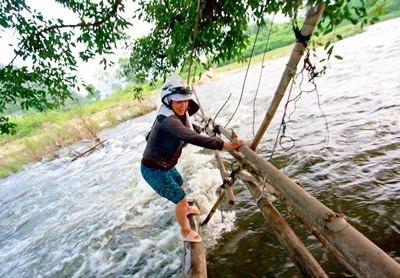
142;114;224;170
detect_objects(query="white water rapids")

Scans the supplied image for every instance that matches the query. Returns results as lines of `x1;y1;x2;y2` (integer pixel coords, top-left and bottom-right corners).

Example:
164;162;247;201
1;18;399;277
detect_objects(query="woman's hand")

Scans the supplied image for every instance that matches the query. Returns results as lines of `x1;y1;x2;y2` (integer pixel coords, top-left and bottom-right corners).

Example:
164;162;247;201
223;139;247;150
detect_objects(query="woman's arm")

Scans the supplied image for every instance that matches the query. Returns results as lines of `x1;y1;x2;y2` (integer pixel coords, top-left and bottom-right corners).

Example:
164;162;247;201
163;116;247;151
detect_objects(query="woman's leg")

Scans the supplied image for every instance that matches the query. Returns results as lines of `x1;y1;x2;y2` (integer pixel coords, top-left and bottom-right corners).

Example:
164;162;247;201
175;196;192;236
141;165;200;239
175;192;201;240
180;183;194;211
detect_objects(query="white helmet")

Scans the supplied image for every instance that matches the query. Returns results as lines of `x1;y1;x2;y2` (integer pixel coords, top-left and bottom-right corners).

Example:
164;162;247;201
160;74;193;107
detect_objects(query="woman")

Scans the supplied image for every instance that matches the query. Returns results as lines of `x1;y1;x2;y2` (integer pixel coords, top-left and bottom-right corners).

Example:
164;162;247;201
141;75;246;243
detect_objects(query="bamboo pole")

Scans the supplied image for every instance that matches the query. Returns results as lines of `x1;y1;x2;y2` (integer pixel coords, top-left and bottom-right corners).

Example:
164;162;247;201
214;150;235;205
201;190;226;226
250;3;325;150
224;179;235;205
201;149;235;225
240;171;328;278
182;203;207;278
233;150;364;277
294;212;364;278
216;125;400;278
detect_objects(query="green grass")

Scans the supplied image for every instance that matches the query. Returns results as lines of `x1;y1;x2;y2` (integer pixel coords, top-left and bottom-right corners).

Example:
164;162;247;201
214;20;367;75
0;87;157;179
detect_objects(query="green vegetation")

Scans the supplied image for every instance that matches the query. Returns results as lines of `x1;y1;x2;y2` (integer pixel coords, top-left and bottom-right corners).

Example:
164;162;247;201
0;87;157;178
216;0;400;73
214;20;364;74
1;0;384;134
1;0;399;178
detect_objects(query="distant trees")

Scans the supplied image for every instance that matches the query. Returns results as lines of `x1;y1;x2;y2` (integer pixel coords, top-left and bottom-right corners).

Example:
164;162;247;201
218;20;295;67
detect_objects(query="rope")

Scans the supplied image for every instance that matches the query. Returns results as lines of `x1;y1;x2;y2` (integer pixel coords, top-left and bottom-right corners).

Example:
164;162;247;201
297;50;330;145
290;9;311;48
223;24;260;128
213;92;231;126
253;14;275;138
269;48;330;162
256;176;268;205
269;76;296;162
293;26;311;48
217;161;241;223
223;0;269;128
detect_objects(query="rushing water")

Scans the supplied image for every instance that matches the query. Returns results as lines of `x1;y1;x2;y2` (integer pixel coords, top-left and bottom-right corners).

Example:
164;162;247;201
1;18;399;278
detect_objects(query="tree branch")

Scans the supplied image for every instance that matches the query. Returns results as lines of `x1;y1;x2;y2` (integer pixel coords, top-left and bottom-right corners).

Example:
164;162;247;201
4;0;123;70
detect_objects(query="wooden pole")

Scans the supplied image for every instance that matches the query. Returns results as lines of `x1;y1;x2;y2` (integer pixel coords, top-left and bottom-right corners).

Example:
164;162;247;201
182;203;208;278
224;179;235;205
201;190;226;226
201;150;235;226
241;171;328;278
250;3;325;150
234;152;364;277
217;125;400;278
71;139;107;162
214;151;235;205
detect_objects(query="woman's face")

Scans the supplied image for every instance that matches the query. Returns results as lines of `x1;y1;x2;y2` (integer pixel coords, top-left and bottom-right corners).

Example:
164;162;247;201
171;100;188;116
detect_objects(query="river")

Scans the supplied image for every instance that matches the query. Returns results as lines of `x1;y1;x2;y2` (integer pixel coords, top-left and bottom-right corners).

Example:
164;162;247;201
1;18;399;278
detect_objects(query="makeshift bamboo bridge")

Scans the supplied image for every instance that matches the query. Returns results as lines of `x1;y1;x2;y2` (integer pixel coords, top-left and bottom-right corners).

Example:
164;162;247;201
182;4;400;278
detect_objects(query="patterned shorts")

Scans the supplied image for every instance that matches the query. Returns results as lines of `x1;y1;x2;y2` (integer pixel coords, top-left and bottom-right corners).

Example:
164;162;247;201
140;164;185;204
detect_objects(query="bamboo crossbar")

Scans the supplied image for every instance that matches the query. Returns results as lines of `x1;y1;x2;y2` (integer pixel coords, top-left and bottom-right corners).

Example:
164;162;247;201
215;123;400;278
201;190;226;226
241;171;328;277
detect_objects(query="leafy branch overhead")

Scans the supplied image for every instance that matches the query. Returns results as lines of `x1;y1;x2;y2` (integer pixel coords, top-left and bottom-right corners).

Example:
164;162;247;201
0;0;131;134
0;0;385;134
126;0;383;83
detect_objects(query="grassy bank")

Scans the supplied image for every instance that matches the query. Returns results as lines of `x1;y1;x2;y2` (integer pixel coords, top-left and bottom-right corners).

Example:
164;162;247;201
0;90;157;178
214;20;370;75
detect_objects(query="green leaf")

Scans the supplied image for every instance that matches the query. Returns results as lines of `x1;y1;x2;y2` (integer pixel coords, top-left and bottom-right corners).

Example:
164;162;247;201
324;41;331;51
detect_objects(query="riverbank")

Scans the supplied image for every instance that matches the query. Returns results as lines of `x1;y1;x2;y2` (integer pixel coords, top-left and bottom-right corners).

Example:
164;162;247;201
0;95;157;178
